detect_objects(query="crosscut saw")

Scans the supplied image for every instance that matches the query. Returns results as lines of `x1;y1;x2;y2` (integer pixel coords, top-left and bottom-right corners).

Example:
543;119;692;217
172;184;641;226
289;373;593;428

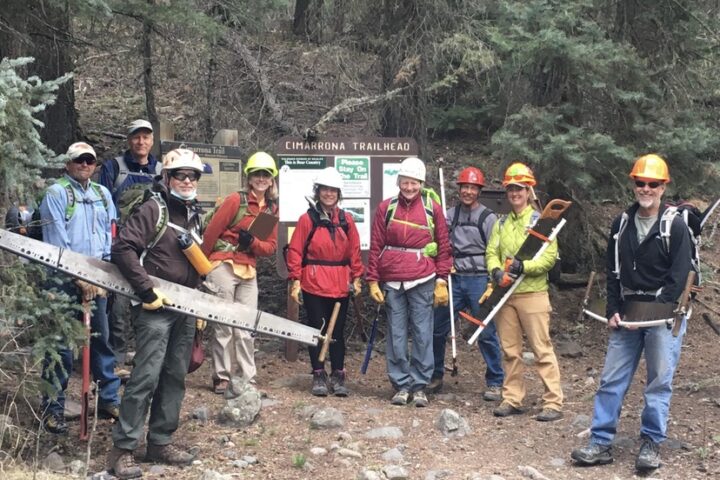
0;228;322;346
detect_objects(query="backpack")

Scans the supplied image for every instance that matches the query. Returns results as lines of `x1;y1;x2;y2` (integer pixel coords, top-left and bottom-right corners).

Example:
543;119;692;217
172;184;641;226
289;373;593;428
498;209;562;283
112;155;161;192
283;206;351;267
27;177;109;240
449;205;493;257
203;192;275;252
614;201;707;286
384;187;437;240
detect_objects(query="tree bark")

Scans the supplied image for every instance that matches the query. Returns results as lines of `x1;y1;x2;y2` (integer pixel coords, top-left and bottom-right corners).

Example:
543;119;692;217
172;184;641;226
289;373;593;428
142;0;159;127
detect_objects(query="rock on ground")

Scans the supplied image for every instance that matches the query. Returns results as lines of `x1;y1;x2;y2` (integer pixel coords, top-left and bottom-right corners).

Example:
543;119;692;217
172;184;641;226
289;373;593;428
310;407;345;429
365;426;404;439
219;376;262;426
435;409;471;438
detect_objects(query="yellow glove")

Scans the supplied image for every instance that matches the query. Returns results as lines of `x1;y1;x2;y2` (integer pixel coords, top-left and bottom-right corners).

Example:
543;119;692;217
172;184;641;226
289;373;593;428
433;279;449;307
479;284;494;305
196;318;207;331
290;279;303;305
141;288;172;311
368;281;384;304
352;278;362;297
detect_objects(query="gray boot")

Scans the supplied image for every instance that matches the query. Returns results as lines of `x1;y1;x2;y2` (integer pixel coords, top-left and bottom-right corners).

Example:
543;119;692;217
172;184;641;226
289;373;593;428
329;369;349;397
311;369;329;396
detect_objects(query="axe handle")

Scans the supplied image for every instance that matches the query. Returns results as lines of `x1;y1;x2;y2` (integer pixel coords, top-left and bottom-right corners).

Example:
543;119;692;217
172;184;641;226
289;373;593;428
672;271;696;337
577;271;596;322
319;302;341;363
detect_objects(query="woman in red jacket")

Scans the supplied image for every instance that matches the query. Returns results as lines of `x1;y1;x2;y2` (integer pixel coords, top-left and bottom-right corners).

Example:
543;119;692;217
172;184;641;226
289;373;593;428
286;167;364;397
202;151;279;394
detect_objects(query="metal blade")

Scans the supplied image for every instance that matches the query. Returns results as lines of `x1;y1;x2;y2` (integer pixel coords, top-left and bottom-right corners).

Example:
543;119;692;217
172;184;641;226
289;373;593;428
0;228;320;346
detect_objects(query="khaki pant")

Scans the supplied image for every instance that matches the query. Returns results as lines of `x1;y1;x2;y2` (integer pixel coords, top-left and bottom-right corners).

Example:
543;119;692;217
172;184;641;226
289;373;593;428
495;291;563;411
206;263;257;382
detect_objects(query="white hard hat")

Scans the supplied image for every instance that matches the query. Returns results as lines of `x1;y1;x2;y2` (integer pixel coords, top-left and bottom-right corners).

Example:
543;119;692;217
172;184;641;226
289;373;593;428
127;119;153;136
162;148;203;172
314;167;344;190
66;142;97;160
398;157;426;182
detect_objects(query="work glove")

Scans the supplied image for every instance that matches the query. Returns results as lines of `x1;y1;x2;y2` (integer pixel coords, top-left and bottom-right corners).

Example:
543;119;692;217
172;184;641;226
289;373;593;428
368;281;384;305
139;288;172;311
75;280;107;301
506;257;524;277
433;279;449;307
196;318;207;331
492;268;513;288
237;229;255;251
352;277;362;297
478;284;494;305
290;279;303;305
422;242;438;258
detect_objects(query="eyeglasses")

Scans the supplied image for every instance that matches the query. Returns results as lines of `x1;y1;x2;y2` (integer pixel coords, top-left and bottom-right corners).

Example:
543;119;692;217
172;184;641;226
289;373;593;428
634;180;662;189
170;170;201;182
71;155;97;166
249;170;273;179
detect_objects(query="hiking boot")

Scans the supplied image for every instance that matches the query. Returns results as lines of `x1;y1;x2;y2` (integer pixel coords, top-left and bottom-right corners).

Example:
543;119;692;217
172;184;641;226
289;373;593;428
329;370;349;397
311;370;329;397
635;436;661;471
413;390;428;407
391;390;410;406
482;385;502;402
145;443;194;466
42;413;68;435
536;408;563;422
98;403;120;421
427;376;443;394
213;379;229;395
571;442;613;466
492;401;523;417
107;446;142;479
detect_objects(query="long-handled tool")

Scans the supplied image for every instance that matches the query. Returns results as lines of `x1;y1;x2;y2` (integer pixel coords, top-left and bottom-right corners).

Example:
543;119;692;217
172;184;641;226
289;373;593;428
79;300;91;441
318;302;341;363
577;271;596;323
437;158;458;376
360;305;382;374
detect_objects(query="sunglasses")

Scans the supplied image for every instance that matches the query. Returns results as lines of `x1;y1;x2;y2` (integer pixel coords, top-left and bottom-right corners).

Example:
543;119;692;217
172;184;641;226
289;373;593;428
170;170;201;182
634;180;662;189
72;155;97;166
249;169;273;178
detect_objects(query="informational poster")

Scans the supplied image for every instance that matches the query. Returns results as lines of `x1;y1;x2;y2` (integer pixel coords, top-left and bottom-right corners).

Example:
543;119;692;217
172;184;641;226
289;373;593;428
160;141;244;209
278;156;326;222
339;198;371;249
382;163;402;199
335;156;370;198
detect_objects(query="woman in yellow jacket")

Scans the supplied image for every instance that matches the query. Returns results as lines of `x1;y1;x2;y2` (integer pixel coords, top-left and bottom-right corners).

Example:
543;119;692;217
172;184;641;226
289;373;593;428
485;162;563;422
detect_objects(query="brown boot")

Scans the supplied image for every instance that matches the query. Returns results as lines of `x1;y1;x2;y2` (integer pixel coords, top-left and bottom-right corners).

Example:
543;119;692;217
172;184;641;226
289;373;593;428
107;447;142;479
145;443;194;466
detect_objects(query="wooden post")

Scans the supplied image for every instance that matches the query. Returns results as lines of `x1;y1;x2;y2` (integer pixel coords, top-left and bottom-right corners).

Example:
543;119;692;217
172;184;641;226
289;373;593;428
285;280;299;362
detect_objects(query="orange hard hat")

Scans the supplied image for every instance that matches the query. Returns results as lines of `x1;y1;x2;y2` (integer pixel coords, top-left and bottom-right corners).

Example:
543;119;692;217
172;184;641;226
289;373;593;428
629;154;670;182
502;162;536;187
457;167;485;187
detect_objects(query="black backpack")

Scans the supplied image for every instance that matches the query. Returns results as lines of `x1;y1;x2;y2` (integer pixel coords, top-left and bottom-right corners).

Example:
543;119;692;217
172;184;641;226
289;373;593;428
449;205;493;259
284;207;350;267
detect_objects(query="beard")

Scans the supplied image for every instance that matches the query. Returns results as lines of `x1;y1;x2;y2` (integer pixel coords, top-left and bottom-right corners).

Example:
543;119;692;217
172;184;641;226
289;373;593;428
636;195;657;209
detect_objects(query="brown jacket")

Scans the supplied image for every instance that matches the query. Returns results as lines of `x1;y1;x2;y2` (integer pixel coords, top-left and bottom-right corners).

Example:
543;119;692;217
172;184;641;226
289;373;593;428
112;181;203;294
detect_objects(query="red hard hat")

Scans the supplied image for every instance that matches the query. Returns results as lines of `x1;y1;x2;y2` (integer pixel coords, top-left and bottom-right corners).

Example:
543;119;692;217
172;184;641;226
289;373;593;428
457;167;485;187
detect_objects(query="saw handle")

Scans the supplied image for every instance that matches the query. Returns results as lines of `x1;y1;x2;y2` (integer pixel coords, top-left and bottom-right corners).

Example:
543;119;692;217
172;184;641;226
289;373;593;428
319;302;341;363
542;199;572;220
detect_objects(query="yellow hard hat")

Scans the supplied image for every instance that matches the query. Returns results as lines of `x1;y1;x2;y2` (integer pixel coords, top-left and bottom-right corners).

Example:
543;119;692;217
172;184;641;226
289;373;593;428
629;154;670;182
502;162;536;187
244;151;278;177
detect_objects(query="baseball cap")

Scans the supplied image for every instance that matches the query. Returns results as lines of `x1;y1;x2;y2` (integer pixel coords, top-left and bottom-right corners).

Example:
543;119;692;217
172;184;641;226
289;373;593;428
66;142;97;160
127;119;154;135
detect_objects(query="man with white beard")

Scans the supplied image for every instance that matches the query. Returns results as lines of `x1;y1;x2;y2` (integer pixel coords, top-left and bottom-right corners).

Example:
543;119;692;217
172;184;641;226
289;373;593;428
571;154;692;473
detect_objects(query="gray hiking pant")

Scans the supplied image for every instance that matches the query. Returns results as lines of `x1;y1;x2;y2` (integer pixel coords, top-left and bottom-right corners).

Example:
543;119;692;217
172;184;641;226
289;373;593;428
112;306;195;449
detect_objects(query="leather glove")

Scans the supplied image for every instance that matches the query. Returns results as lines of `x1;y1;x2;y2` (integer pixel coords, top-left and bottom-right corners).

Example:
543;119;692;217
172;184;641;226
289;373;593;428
368;281;385;304
506;257;524;277
196;318;207;331
75;280;107;301
352;277;362;297
478;284;494;305
237;229;255;251
139;288;172;311
492;268;513;288
290;279;303;305
433;279;449;307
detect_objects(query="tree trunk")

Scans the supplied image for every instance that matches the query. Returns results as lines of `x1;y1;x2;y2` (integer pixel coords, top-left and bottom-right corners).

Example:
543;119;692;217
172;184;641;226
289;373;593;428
0;0;77;153
142;0;159;127
293;0;324;43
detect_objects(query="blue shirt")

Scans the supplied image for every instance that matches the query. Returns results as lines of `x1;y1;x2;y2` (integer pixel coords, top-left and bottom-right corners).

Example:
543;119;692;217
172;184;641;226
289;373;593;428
40;175;116;260
99;150;160;206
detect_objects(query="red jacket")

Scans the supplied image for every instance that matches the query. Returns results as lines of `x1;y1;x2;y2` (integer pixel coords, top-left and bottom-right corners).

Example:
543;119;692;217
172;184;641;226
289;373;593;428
201;191;278;266
366;193;451;282
286;206;364;298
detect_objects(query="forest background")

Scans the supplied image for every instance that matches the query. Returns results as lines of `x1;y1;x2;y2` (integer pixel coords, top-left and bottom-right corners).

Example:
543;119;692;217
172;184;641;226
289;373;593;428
1;0;719;476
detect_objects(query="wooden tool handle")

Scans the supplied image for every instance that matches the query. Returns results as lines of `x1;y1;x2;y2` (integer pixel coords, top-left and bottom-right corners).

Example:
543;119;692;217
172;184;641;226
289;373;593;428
319;302;341;363
541;199;572;220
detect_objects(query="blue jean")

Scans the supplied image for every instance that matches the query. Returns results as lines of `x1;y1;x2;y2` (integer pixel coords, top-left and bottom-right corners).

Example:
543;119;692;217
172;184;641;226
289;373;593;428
432;274;504;387
384;279;434;393
42;295;121;416
589;317;686;446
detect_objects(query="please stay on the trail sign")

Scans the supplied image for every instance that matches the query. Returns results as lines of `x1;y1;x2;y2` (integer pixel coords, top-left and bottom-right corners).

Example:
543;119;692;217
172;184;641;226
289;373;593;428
275;136;418;277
